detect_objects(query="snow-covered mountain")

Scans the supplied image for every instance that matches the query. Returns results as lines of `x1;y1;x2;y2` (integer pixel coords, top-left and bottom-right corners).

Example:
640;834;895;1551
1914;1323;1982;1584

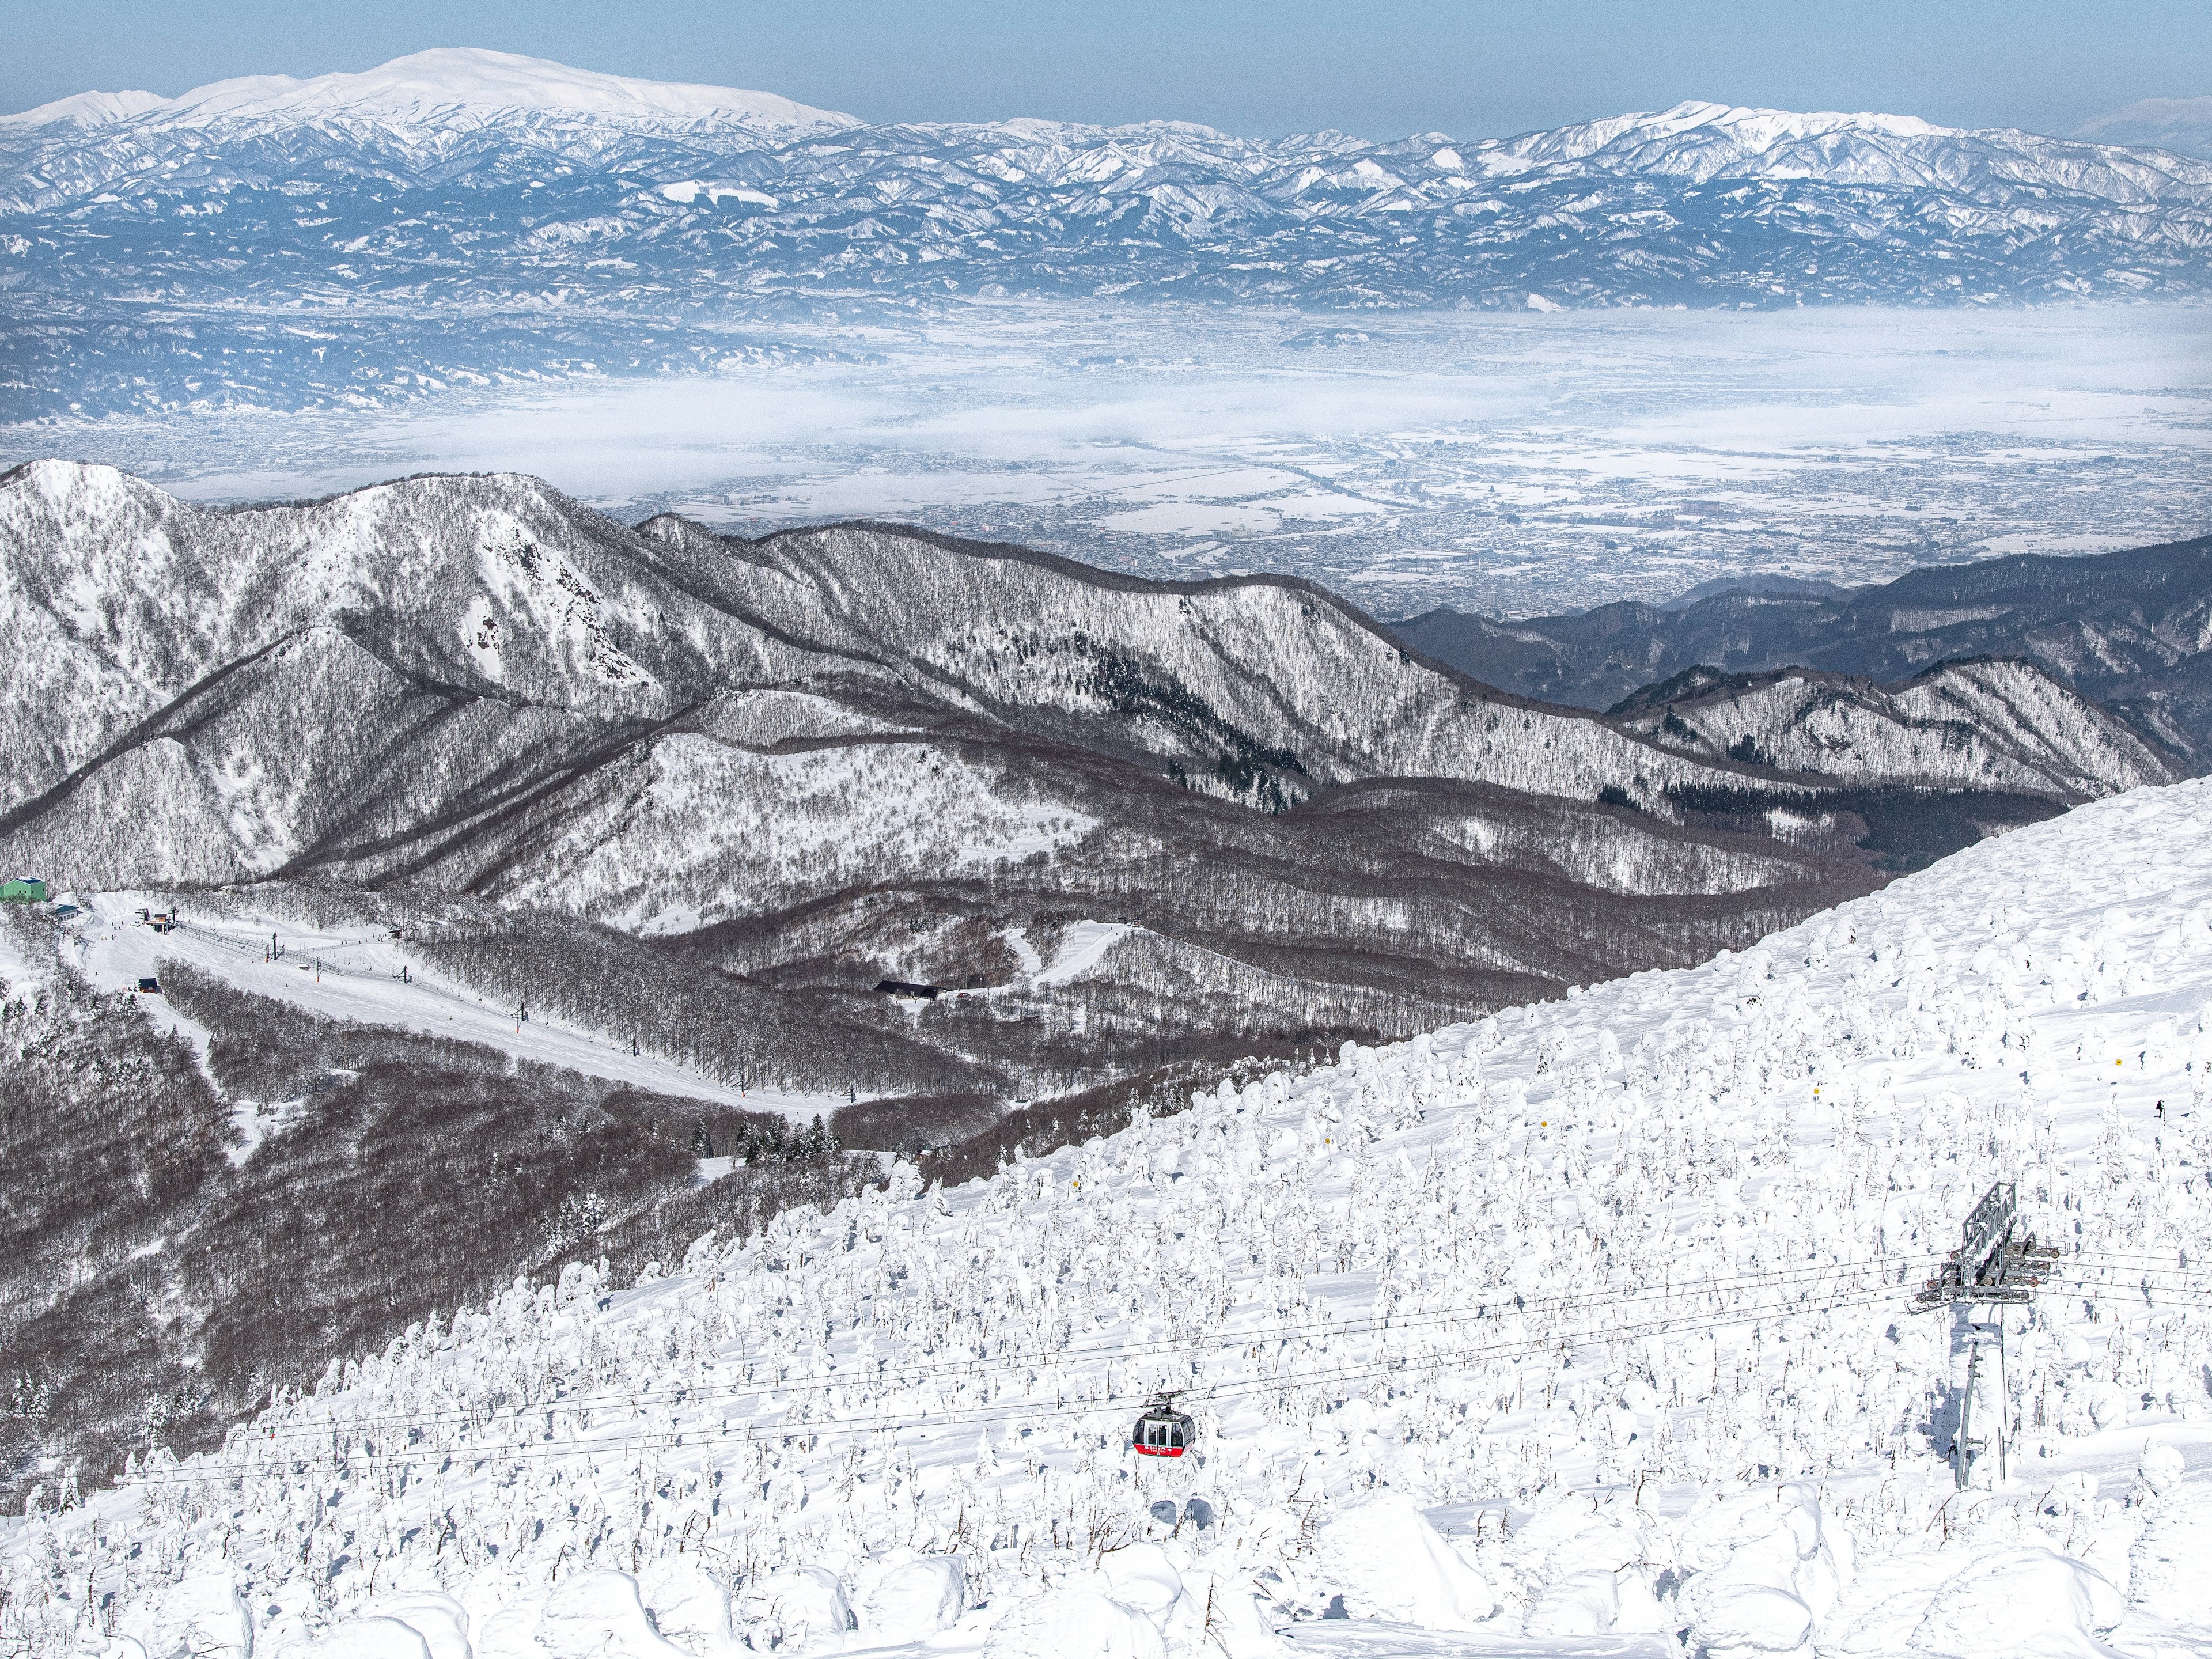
0;88;168;130
3;48;854;132
1613;660;2176;799
0;453;2161;1161
0;458;1737;869
6;55;2210;416
0;459;2151;900
10;770;2212;1657
2073;96;2212;161
0;48;852;154
1392;530;2212;757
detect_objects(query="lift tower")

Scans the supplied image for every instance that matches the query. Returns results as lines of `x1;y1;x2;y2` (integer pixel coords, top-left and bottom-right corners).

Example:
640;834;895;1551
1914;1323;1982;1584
1913;1181;2060;1489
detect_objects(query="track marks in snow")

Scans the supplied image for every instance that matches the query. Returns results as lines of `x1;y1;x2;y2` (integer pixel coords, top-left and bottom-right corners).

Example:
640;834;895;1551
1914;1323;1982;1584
56;892;846;1119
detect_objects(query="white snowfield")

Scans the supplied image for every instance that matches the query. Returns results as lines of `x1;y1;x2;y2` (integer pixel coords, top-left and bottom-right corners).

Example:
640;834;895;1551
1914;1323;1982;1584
54;893;851;1122
14;781;2212;1656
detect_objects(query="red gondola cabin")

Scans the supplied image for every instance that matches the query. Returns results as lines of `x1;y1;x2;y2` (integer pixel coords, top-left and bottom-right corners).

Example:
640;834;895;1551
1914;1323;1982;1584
1132;1396;1194;1458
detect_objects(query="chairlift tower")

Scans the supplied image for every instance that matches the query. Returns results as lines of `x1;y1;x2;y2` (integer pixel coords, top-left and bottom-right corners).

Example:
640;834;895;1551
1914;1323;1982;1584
1914;1181;2059;1490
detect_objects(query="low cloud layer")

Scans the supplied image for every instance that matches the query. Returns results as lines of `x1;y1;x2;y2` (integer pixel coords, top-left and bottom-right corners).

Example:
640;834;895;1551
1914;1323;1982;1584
11;302;2208;616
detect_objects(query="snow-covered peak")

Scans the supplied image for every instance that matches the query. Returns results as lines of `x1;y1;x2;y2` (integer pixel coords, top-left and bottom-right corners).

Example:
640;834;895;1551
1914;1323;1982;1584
2071;94;2212;160
0;87;165;128
1462;96;2212;195
1663;99;1944;141
1495;98;1950;168
4;47;857;134
0;458;169;529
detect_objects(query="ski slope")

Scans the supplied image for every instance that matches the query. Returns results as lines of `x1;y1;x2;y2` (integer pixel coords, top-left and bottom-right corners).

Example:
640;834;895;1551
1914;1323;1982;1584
54;892;856;1122
13;782;2212;1656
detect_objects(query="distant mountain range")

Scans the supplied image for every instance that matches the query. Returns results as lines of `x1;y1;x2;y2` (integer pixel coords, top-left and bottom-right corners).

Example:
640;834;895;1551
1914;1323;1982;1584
1389;531;2212;760
2073;96;2212;160
5;50;2211;416
0;48;850;135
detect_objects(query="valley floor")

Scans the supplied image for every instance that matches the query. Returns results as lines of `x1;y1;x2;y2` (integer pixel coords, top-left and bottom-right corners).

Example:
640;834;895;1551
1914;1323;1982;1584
17;304;2210;620
11;782;2212;1656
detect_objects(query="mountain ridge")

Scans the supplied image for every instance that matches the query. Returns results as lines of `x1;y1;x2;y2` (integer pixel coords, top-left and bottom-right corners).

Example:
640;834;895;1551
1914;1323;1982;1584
1388;530;2212;756
0;457;2153;1105
8;55;2211;416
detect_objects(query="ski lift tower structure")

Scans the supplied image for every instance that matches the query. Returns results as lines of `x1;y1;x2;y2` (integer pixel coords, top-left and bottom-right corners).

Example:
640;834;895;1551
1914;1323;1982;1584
1913;1180;2059;1489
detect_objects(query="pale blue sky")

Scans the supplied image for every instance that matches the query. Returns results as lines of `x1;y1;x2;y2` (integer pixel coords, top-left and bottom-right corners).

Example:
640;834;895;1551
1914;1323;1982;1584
11;1;2208;138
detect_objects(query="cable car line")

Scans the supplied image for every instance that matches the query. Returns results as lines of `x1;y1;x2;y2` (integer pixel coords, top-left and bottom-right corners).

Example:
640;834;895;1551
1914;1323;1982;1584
122;1281;1922;1490
158;1254;1939;1473
198;1249;1938;1455
117;1276;1929;1490
235;1248;1944;1440
172;1238;2212;1504
173;1228;2212;1487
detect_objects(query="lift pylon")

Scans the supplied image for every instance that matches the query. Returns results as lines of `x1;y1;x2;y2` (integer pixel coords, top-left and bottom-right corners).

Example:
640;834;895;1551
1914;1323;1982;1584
1916;1180;2055;1490
1912;1181;2059;1312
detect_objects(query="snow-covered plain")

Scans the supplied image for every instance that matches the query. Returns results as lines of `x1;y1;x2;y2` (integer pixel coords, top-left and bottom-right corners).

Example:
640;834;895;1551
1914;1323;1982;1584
20;305;2209;618
13;778;2212;1655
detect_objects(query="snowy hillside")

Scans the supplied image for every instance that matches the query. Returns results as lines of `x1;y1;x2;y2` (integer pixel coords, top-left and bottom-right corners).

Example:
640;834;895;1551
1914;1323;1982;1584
7;55;2212;415
12;774;2212;1656
1615;660;2177;798
55;890;799;1112
6;456;1968;1135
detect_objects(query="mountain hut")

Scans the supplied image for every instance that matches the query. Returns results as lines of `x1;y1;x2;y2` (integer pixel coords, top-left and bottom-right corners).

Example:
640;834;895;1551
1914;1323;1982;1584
874;979;941;1001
